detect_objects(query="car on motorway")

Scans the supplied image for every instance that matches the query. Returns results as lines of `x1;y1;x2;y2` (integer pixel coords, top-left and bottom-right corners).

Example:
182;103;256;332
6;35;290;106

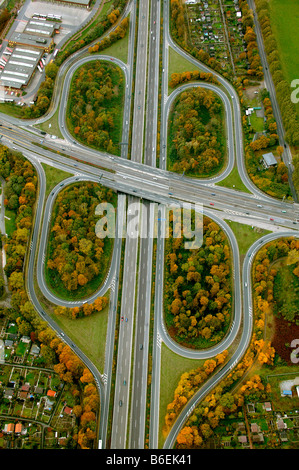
281;210;286;213
123;380;126;385
125;318;128;322
270;218;274;221
257;204;262;208
245;282;247;287
210;203;214;206
119;400;122;407
121;316;124;321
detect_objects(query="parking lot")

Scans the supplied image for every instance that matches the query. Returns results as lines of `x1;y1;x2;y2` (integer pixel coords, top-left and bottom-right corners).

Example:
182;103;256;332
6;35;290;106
23;1;91;28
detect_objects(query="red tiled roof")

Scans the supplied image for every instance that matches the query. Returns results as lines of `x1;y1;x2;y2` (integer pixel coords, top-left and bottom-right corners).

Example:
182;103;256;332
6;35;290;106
7;423;14;433
64;406;73;415
15;423;22;433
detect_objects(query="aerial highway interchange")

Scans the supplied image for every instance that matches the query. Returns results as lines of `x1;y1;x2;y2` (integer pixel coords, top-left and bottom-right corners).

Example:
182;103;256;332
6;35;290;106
0;0;298;451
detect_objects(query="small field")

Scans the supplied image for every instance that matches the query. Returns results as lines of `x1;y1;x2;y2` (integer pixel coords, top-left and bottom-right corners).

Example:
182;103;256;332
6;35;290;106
268;0;299;119
51;300;110;374
216;166;251;193
41;162;72;197
159;344;204;448
225;220;271;257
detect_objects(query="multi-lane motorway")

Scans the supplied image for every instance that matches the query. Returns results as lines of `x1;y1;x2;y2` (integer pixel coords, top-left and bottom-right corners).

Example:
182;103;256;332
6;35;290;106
0;0;298;451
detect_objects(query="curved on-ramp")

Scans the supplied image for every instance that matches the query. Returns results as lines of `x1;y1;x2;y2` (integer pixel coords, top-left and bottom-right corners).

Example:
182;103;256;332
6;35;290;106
162;230;299;449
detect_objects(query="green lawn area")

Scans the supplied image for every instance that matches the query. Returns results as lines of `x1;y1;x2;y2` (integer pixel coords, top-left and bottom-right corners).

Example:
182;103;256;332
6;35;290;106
50;299;110;374
269;0;299;119
249;112;264;133
0;103;23;119
98;25;130;64
159;343;204;448
41;162;73;197
216;166;251;193
168;47;203;94
4;208;16;237
225;220;271;257
260;367;299;412
36;107;64;139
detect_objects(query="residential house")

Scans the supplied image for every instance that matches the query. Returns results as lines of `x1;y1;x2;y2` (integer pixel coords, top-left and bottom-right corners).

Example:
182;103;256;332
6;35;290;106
263;402;272;412
30;344;40;356
236;422;246;433
63;406;73;416
277;418;286;430
247;403;255;413
45;397;55;411
238;435;247;445
18;390;28;400
262;152;277;169
4;388;14;400
21;336;31;344
251;423;261;434
4;423;14;433
252;433;264;443
15;423;22;434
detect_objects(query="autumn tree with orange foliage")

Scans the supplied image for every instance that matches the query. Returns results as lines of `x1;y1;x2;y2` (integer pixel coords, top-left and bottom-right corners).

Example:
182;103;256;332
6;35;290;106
163;350;228;438
164;215;232;347
47;181;115;294
168;87;225;178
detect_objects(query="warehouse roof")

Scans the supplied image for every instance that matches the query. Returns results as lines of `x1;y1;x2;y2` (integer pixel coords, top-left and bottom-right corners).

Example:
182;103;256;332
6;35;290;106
9;31;52;49
24;19;57;37
0;46;42;89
